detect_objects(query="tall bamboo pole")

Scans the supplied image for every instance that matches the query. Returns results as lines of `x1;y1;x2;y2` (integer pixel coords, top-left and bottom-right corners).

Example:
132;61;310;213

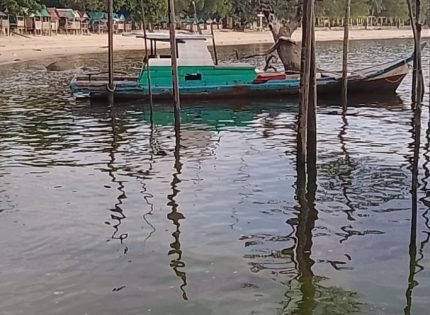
140;0;153;106
168;0;181;116
406;0;424;104
107;0;114;92
298;0;313;169
307;8;317;172
341;0;351;110
210;23;219;65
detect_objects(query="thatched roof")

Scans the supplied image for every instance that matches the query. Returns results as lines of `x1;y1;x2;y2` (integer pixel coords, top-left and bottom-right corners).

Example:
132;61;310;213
56;8;75;19
47;8;59;20
31;9;50;17
88;11;107;22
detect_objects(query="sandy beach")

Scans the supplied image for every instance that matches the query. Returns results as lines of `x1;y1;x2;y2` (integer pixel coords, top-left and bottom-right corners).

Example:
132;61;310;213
0;28;427;66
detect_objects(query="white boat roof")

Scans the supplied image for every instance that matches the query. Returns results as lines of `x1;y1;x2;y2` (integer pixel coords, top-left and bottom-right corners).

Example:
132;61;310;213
151;37;215;66
124;31;253;68
125;32;212;42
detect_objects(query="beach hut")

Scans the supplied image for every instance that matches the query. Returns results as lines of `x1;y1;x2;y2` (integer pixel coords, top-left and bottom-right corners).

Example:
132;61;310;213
88;11;107;33
78;11;90;34
26;9;51;35
113;13;126;33
56;8;80;34
0;11;10;36
121;12;132;32
9;14;26;34
125;20;132;32
47;8;59;35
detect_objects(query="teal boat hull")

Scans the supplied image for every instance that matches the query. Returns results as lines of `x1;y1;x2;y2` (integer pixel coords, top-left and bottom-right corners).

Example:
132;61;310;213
70;53;412;101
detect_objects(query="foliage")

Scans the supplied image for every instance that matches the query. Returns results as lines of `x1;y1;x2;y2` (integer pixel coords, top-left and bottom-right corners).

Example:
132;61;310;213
128;0;167;24
351;0;370;17
267;0;297;19
1;0;426;24
229;0;258;26
380;0;408;18
0;0;41;14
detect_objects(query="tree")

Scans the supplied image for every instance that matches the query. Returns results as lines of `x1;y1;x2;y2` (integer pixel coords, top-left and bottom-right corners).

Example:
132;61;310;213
267;0;297;18
381;0;408;18
134;0;167;24
230;0;258;29
175;0;231;19
260;0;303;72
350;0;369;17
0;0;41;14
315;0;347;19
57;0;105;11
368;0;384;16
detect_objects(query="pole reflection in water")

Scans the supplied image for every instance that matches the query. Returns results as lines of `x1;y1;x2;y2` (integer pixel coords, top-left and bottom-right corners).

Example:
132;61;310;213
280;111;362;314
338;113;356;223
421;121;430;225
167;121;188;300
421;120;430;247
140;110;157;246
293;152;318;315
106;106;128;246
404;103;421;315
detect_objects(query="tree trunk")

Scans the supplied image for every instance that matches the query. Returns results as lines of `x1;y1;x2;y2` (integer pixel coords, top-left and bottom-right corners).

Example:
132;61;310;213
261;0;304;72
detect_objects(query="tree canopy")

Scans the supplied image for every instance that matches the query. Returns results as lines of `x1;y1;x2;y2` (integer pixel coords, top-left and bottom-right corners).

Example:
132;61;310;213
1;0;427;24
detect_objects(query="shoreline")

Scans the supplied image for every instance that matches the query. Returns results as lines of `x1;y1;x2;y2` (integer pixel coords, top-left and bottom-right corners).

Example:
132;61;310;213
0;28;427;67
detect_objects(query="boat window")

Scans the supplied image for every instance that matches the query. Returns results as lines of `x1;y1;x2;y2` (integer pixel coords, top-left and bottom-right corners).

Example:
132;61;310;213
185;73;202;81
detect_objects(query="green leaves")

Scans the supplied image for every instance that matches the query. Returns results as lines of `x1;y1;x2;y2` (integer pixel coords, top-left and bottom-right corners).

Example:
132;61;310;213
1;0;41;14
1;0;424;24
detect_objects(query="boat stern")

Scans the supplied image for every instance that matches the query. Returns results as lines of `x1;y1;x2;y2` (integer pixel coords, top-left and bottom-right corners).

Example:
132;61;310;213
70;74;143;100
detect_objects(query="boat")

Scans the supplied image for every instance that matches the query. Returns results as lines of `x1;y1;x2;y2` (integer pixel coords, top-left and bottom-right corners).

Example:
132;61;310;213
70;32;420;101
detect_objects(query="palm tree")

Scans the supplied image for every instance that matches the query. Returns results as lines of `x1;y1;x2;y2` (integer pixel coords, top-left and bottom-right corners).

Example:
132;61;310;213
367;0;384;16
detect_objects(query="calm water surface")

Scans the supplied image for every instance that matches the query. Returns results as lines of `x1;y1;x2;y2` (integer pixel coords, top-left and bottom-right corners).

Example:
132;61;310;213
0;39;429;315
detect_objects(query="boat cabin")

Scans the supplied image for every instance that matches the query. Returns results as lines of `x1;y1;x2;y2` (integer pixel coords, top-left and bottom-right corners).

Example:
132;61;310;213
138;33;216;66
135;33;257;90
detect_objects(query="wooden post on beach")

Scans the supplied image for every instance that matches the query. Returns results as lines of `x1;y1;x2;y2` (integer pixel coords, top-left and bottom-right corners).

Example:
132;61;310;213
298;0;317;172
341;0;351;110
168;0;181;120
406;0;424;105
107;0;114;93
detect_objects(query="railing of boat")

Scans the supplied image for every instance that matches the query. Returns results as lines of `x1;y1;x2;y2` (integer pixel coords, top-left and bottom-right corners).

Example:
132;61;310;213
79;71;129;82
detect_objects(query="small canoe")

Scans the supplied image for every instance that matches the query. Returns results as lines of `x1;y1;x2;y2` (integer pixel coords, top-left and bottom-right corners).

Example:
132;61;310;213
70;33;421;101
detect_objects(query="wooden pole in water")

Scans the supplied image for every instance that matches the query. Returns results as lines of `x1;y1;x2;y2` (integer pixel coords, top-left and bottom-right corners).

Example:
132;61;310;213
341;0;351;110
298;0;314;170
107;0;114;92
168;0;181;116
307;8;317;170
406;0;424;105
140;0;153;106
